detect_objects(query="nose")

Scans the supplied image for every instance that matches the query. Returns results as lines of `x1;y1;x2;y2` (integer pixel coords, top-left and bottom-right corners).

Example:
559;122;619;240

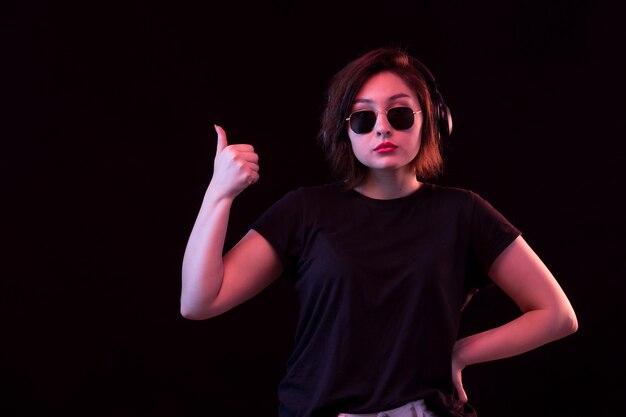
375;111;392;139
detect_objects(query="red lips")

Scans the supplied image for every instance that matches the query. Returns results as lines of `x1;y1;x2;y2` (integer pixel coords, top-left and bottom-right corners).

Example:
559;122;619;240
374;142;398;151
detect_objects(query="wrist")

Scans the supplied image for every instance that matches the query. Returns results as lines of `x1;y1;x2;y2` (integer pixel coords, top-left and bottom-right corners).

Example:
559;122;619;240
452;337;472;368
205;182;237;205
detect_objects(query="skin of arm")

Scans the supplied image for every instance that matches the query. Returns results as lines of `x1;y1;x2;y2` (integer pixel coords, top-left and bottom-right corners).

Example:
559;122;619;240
180;125;283;320
451;235;579;402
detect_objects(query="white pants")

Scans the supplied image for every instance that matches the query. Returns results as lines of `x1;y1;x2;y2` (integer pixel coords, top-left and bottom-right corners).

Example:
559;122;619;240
338;399;438;417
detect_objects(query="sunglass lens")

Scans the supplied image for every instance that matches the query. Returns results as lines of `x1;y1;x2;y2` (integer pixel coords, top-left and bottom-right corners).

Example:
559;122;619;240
388;107;415;130
350;111;377;134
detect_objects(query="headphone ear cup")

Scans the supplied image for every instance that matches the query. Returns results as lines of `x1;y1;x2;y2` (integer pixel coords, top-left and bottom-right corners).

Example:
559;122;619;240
437;101;452;139
431;89;452;139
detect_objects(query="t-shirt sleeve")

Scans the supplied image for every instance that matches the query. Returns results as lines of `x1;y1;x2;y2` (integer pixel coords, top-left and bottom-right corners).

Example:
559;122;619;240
249;189;303;276
469;191;522;287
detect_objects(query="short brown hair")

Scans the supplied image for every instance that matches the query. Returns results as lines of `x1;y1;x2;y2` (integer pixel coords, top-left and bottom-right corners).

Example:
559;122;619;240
318;47;445;189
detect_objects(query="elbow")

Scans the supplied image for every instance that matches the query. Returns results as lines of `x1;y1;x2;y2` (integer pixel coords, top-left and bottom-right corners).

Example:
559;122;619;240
180;300;221;320
555;304;579;338
180;299;210;320
564;308;579;335
180;306;207;321
179;284;221;320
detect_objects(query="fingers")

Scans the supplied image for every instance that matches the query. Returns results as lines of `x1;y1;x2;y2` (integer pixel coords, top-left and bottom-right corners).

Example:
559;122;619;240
452;369;468;403
228;144;258;159
219;144;259;167
246;169;260;186
456;383;468;403
451;356;468;404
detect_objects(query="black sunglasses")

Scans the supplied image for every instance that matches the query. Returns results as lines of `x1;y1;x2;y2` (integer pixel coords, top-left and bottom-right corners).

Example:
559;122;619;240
345;107;422;134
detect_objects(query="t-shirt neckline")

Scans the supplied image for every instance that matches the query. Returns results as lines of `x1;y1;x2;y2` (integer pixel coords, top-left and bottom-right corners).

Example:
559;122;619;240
346;182;431;205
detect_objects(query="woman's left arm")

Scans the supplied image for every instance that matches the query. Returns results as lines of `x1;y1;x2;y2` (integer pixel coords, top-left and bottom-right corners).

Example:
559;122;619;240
452;235;578;402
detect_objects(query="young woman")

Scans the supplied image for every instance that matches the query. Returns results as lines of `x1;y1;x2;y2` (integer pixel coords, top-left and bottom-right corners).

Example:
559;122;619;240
180;47;578;417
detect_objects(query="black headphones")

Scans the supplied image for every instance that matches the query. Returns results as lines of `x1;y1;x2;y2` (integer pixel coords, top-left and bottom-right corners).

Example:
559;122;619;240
412;59;453;139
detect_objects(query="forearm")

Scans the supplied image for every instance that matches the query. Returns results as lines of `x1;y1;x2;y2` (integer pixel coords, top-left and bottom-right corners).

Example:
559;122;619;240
180;184;234;318
454;307;577;367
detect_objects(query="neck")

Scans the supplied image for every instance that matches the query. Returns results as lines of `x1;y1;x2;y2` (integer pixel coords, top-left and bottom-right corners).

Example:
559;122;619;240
354;169;422;200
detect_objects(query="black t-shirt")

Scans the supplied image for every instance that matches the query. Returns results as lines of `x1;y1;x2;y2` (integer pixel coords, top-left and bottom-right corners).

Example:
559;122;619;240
250;182;521;417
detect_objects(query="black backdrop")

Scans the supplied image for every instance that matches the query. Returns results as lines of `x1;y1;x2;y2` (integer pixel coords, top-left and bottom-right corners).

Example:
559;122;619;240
2;1;625;416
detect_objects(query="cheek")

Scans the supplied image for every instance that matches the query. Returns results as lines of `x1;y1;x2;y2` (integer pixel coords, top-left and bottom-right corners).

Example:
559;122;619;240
348;136;368;162
412;136;423;154
408;140;422;163
410;128;423;154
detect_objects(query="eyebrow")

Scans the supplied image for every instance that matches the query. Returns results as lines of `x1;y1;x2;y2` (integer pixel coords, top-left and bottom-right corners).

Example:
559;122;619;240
353;93;413;104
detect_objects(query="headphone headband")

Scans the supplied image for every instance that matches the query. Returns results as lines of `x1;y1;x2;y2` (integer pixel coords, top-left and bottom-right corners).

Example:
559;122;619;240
412;58;453;139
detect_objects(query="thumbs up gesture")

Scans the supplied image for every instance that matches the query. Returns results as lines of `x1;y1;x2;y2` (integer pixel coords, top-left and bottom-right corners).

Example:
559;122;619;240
210;124;260;200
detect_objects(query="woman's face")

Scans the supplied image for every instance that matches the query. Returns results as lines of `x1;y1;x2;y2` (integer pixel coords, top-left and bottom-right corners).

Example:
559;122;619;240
347;71;423;174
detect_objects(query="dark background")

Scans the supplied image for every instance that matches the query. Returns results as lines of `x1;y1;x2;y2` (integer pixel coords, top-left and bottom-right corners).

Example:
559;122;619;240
2;1;625;416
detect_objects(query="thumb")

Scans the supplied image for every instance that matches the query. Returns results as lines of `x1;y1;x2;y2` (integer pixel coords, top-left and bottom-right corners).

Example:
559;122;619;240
214;124;228;153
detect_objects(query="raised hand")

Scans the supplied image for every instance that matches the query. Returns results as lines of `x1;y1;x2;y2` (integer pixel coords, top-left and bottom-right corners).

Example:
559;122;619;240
209;124;260;200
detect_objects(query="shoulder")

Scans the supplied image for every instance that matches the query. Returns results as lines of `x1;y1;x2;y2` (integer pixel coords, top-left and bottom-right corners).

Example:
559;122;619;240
422;183;480;205
420;184;503;224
